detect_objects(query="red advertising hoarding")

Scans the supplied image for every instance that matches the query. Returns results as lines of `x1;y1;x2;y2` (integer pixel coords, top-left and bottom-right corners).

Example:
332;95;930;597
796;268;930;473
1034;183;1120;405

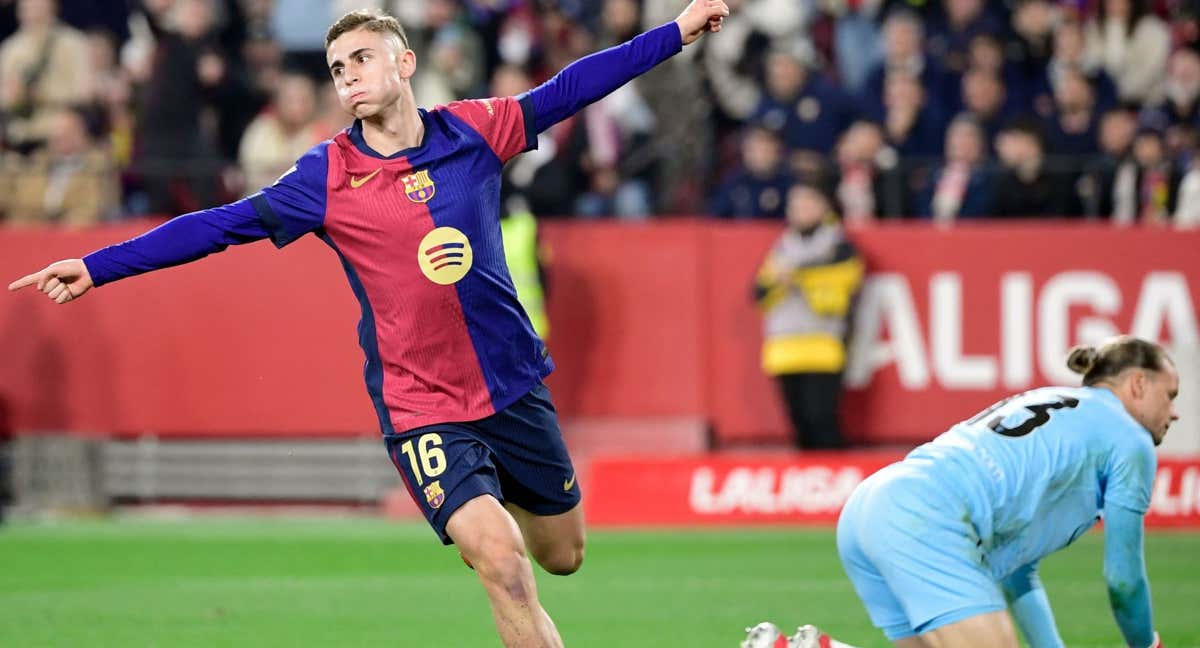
0;221;1196;446
584;455;1200;529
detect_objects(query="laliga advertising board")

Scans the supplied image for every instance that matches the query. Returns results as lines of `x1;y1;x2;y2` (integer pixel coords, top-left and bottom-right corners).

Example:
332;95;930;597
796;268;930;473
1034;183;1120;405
585;455;1200;528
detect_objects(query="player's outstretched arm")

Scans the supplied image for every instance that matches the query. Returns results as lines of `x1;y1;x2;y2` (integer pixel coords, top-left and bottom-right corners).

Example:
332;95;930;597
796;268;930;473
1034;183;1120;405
7;199;276;303
1000;561;1065;648
1102;504;1159;648
8;259;94;304
522;0;729;134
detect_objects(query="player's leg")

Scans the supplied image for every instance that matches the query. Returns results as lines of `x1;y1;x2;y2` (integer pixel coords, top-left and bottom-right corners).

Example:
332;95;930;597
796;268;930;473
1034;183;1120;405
916;610;1020;648
505;502;585;575
776;373;809;447
480;381;585;576
384;427;562;648
446;494;563;648
800;371;845;449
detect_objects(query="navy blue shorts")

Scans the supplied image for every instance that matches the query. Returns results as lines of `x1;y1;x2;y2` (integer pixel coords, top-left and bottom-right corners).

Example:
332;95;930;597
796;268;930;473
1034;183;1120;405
383;381;580;544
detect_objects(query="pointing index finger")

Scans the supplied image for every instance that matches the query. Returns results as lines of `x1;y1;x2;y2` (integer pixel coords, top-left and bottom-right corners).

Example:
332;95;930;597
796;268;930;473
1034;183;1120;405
7;272;41;292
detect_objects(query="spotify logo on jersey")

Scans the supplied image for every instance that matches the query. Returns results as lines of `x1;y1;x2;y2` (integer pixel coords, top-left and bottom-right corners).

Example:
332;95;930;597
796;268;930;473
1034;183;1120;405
418;227;474;285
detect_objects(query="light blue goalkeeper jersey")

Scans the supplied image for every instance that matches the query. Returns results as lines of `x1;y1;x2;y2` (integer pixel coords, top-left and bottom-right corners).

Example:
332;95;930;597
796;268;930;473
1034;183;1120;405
904;386;1157;580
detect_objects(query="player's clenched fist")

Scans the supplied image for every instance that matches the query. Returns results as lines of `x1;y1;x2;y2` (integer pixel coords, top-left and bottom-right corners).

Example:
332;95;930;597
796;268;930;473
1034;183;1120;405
8;259;94;304
675;0;730;45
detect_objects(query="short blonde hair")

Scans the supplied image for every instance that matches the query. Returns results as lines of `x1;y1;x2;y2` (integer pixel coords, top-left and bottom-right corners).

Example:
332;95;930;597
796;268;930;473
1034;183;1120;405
325;9;409;50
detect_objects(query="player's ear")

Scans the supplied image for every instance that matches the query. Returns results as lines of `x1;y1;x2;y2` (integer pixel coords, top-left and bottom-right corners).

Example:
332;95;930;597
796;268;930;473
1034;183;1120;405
398;48;417;80
1128;369;1147;400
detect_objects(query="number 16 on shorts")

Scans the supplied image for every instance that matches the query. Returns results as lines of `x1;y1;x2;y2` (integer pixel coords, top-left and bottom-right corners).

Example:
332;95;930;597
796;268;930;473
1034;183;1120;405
398;433;447;509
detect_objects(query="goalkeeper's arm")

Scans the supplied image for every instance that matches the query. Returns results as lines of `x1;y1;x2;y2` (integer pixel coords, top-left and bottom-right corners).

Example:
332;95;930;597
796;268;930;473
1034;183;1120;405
1000;561;1065;648
1103;503;1159;648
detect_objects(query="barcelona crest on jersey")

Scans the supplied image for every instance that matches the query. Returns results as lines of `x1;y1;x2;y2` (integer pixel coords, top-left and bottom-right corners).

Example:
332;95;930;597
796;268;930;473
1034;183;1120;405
402;170;436;203
424;480;445;509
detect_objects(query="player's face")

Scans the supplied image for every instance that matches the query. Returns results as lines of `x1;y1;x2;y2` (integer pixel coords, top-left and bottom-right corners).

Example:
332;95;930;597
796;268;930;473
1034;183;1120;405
327;28;414;119
1133;364;1180;446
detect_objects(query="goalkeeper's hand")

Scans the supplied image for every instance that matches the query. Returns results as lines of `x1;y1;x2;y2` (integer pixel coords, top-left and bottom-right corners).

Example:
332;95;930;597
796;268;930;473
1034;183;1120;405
8;259;94;304
1145;631;1162;648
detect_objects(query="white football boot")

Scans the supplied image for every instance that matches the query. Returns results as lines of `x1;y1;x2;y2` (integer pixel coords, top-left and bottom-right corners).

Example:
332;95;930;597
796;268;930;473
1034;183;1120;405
787;625;828;648
740;622;784;648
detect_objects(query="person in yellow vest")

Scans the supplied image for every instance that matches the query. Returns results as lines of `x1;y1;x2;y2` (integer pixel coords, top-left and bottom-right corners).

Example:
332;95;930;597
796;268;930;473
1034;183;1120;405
755;181;864;449
500;202;549;340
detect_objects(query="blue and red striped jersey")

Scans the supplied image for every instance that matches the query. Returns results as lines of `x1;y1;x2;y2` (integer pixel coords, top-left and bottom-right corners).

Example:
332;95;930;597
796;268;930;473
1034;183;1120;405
81;22;683;434
254;98;548;432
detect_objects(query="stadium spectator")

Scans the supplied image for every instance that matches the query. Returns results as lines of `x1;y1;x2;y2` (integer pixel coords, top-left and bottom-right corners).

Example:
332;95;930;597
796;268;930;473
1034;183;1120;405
410;0;486;108
918;114;994;222
132;0;233;215
269;0;340;80
1079;106;1139;217
1112;125;1178;224
635;0;715;213
573;0;659;219
754;181;863;449
1084;0;1170;105
826;0;884;96
0;0;89;152
876;71;944;159
238;72;323;192
861;9;949;120
81;28;134;169
1175;150;1200;227
832;120;902;221
925;0;1003;90
1141;47;1200;163
1042;67;1101;157
751;42;857;159
1007;0;1057;87
962;32;1031;115
959;66;1015;152
701;0;811;122
710;124;794;219
0;107;119;226
991;116;1083;218
1032;18;1119;118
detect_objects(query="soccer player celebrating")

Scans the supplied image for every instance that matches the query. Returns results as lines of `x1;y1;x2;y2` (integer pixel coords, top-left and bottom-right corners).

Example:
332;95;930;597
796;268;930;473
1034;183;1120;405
744;335;1174;648
9;3;729;646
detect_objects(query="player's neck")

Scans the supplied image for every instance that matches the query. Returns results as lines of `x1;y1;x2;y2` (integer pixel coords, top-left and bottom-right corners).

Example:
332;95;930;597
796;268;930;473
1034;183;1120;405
360;100;424;157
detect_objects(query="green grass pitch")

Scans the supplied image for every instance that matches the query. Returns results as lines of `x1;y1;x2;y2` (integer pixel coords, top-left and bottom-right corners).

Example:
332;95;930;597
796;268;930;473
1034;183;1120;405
1;519;1197;647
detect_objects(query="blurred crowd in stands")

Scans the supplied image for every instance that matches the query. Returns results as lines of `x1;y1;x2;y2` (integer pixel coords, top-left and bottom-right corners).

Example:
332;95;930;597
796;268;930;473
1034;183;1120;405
2;0;1200;226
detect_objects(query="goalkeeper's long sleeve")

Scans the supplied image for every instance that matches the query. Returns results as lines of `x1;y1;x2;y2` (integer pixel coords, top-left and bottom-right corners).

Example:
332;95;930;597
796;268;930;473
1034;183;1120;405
1103;504;1156;648
1001;561;1065;648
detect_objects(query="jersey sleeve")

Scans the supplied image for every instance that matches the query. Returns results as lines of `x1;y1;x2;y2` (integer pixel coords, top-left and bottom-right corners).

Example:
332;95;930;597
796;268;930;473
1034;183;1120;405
249;142;330;248
82;198;272;287
1104;430;1157;514
444;97;535;164
522;22;682;134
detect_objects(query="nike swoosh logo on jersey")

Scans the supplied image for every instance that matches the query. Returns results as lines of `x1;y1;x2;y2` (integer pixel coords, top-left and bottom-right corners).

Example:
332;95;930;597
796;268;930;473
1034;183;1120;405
350;168;382;188
563;474;576;491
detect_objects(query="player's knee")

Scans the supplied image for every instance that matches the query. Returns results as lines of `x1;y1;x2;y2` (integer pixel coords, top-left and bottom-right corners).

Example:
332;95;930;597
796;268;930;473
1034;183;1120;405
534;541;585;576
472;544;536;601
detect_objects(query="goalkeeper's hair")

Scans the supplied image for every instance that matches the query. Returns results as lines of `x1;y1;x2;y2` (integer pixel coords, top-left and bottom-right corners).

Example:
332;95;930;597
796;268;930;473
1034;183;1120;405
1066;336;1173;386
326;9;409;51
